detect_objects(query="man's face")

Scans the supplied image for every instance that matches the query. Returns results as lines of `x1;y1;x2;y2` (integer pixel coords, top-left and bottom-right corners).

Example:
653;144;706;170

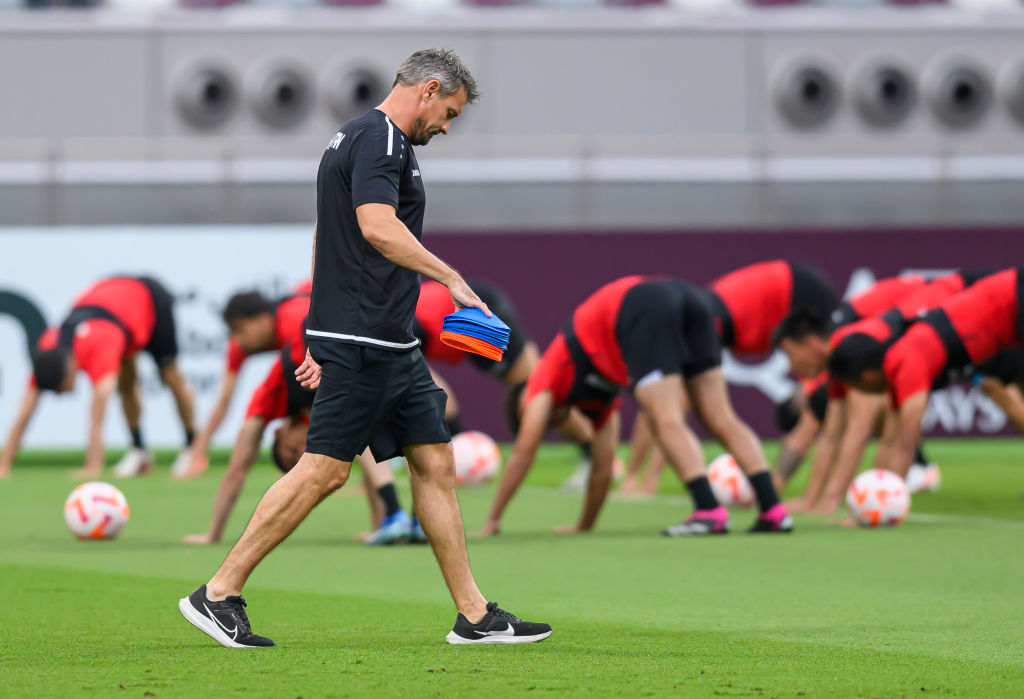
230;314;276;354
780;335;829;378
848;368;888;394
409;83;467;146
273;419;308;472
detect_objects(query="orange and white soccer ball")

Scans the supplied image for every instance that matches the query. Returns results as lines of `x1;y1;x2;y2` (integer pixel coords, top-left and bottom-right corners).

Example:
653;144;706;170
707;453;754;508
846;469;910;528
452;431;501;486
63;482;130;540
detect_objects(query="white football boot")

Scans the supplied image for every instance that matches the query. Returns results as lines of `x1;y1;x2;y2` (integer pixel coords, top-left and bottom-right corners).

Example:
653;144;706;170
170;450;194;478
906;463;941;494
112;448;155;478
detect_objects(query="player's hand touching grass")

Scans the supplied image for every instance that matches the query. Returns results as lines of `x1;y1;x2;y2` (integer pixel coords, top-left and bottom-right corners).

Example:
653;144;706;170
295;349;322;389
183;532;219;545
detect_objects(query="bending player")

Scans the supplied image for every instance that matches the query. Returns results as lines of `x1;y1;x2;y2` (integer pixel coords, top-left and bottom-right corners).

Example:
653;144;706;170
479;276;792;538
180;281;311;478
773;271;985;512
617;260;838;494
769;272;956;491
812;269;1019;511
0;276;194;479
414;278;599;483
183;339;420;546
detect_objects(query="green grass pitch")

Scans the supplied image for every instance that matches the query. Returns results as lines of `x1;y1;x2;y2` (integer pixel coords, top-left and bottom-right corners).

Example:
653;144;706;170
1;440;1022;697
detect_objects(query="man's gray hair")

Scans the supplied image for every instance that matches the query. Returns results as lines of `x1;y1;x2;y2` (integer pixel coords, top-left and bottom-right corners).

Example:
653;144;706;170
394;48;480;105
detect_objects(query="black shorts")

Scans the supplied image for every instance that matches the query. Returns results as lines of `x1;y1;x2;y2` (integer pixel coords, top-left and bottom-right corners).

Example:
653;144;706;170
305;340;450;463
615;280;722;387
466;280;530;378
790;263;839;324
136;276;179;369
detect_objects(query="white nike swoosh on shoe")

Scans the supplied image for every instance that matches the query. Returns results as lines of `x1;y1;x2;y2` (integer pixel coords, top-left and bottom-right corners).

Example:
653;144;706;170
474;623;514;637
204;603;239;640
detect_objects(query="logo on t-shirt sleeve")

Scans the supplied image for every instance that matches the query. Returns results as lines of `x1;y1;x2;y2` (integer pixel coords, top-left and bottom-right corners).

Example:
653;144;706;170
327;132;346;150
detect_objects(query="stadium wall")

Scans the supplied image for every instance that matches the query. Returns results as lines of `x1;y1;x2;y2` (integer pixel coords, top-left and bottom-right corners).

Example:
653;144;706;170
1;9;1024;228
0;225;1018;448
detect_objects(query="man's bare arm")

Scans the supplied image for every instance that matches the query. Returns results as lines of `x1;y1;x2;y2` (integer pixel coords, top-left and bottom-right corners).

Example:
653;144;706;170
980;377;1024;434
477;392;553;536
774;406;820;488
184;416;265;544
571;412;620;533
814;390;885;515
884;392;929;479
787;397;846;512
356;203;489;315
0;386;40;477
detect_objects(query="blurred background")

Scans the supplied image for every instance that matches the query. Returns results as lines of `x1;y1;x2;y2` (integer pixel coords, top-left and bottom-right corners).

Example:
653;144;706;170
1;2;1022;446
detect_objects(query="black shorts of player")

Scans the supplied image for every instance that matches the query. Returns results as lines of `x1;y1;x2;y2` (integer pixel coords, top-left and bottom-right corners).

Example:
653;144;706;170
136;276;179;370
615;280;722;387
789;263;839;324
304;340;450;463
466;280;530;379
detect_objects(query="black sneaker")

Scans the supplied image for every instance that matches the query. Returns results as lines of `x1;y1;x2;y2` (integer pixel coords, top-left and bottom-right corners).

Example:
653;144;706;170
178;585;275;648
445;602;552;645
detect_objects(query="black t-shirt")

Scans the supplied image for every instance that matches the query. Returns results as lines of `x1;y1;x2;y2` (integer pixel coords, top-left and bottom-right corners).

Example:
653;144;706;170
307;109;426;351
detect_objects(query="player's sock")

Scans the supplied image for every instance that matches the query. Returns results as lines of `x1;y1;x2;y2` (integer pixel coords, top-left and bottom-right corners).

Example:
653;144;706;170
914;443;928;465
748;471;781;513
185;428;196;448
130;428;145;450
377;483;402;518
685;475;719;511
447;414;465;436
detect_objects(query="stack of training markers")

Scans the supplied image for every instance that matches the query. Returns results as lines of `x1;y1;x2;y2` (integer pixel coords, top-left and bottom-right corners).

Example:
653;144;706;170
439;308;511;361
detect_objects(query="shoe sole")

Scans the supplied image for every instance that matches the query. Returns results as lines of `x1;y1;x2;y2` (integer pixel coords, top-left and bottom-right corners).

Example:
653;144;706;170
445;630;552;645
178;597;260;649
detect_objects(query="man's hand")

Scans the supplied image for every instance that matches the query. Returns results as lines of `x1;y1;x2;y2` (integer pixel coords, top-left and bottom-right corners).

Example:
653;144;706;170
183;532;219;545
447;276;491;317
472;520;501;538
553;524;589;535
784;496;814;513
295;349;322;389
812;495;842;516
175;449;210;480
70;466;103;481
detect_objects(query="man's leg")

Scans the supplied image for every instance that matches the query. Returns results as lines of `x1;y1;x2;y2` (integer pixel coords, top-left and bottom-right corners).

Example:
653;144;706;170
686;368;792;531
207;452;351;599
111;357;154;477
160;363;196;447
686;368;771;479
633;375;707;484
634;374;728;537
404;441;487;622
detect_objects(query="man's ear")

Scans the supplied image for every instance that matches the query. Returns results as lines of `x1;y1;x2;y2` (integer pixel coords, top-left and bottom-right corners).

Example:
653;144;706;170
423;79;440;99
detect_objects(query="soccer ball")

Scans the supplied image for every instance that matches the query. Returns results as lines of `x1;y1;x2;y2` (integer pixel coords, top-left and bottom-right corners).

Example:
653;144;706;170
452;431;501;486
846;469;910;528
63;482;130;540
707;453;754;508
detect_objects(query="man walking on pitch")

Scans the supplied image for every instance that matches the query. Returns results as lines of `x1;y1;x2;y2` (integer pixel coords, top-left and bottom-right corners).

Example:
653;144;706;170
178;48;550;647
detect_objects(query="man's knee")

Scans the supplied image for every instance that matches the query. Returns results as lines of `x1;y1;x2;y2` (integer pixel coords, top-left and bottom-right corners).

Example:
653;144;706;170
405;442;455;480
298;452;352;493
